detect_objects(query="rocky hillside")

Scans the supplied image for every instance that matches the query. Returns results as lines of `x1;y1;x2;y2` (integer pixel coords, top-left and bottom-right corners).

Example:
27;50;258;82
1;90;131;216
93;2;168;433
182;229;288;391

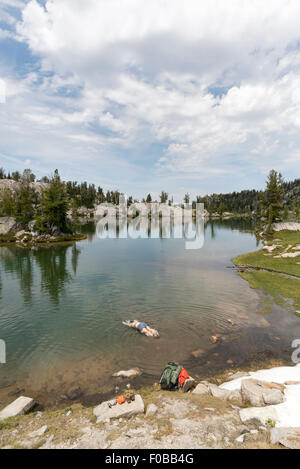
284;179;300;206
0;179;48;195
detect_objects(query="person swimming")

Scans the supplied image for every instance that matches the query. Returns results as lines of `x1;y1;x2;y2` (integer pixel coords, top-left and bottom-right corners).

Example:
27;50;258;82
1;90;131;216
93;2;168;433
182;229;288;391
123;320;159;337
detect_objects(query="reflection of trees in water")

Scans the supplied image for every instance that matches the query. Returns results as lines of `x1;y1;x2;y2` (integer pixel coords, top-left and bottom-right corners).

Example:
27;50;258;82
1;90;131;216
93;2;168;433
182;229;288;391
79;222;96;241
0;247;34;303
208;222;216;239
33;246;71;304
205;217;255;232
71;244;81;275
0;243;80;304
204;217;261;244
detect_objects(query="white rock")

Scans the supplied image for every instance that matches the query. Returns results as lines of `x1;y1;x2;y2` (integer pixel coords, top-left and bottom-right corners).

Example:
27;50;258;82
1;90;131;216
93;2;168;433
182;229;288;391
41;434;54;447
192;383;209;395
0;396;35;421
235;434;245;443
263;245;278;253
221;365;300;392
208;383;230;400
273;222;300;232
239;407;278;426
222;365;300;428
241;379;284;407
225;371;250;382
146;403;158;417
15;230;26;239
276;252;300;258
241;379;264;406
0;217;17;235
29;425;48;438
270;427;300;448
227;389;243;406
263;388;284;405
94;394;144;423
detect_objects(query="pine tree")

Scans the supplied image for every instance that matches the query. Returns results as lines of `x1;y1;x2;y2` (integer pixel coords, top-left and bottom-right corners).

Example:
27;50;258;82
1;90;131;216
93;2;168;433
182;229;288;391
0;188;16;216
184;193;190;204
12;171;21;181
218;202;227;216
36;169;69;234
15;169;37;225
262;170;284;224
160;191;168;204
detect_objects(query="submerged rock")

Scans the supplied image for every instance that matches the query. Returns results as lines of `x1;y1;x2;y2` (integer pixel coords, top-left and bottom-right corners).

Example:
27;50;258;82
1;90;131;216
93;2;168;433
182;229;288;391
112;369;141;379
67;387;82;400
210;335;220;344
191;349;205;358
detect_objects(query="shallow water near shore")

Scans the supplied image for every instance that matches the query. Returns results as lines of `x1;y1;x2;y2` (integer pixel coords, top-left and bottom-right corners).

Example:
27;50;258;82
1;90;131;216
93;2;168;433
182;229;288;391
0;218;300;409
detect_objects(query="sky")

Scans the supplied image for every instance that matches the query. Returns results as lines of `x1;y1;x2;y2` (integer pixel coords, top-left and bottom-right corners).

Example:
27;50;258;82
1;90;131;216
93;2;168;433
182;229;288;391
0;0;300;201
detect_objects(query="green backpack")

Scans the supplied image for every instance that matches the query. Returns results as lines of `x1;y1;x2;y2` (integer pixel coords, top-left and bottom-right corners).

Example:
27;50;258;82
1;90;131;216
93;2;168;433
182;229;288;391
159;362;182;390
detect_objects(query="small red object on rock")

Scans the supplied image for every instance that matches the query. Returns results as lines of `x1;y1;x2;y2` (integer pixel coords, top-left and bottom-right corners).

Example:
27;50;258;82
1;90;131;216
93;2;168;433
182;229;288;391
117;395;126;405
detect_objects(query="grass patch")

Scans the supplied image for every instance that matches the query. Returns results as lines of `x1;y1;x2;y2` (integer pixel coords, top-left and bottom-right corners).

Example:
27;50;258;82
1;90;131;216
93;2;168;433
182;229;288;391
233;231;300;277
239;270;300;310
233;249;300;277
233;230;300;309
0;418;19;431
153;417;173;440
273;231;300;246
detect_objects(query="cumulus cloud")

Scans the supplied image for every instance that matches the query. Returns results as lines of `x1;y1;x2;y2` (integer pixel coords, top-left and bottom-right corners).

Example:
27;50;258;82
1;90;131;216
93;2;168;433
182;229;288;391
0;0;300;196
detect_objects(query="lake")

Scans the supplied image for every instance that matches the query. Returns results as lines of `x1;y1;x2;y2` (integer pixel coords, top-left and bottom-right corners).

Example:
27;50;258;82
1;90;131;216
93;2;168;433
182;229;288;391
0;218;299;408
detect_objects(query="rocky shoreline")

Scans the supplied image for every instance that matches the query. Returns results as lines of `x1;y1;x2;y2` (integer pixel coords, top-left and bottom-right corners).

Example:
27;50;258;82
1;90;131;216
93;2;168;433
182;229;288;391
0;217;86;246
1;363;300;449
